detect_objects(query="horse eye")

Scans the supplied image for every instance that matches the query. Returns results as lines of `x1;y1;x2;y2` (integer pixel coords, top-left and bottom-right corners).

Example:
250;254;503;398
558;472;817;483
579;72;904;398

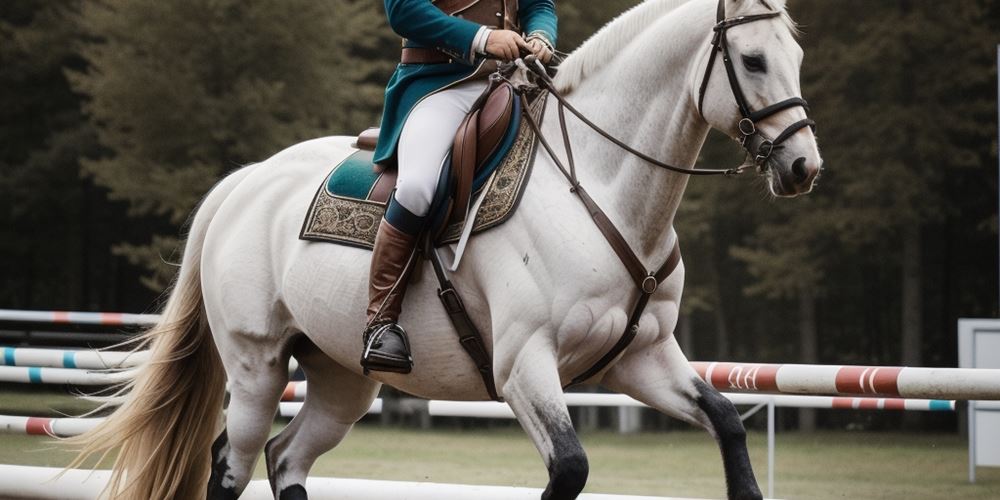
742;54;767;73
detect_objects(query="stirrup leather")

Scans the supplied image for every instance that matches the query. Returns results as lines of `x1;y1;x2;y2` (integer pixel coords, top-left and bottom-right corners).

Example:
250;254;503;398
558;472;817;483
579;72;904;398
361;322;413;374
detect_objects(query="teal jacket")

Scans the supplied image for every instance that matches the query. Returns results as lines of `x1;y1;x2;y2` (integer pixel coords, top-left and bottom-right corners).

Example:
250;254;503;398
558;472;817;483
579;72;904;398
374;0;557;167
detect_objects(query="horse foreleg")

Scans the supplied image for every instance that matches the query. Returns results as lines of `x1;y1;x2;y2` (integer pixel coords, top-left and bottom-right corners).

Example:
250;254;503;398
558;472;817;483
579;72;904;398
500;332;589;500
603;336;763;500
264;339;381;500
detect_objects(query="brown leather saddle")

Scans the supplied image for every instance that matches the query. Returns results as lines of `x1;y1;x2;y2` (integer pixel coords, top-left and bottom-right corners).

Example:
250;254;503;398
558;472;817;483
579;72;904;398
355;79;518;233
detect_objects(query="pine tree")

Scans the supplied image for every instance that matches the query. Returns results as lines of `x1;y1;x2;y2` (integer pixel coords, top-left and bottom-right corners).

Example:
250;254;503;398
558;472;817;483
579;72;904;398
71;0;396;288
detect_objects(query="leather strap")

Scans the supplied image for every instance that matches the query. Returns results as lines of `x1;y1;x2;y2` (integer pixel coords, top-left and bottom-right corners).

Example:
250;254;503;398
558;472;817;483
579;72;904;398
429;247;501;401
566;243;681;387
519;91;685;387
401;47;452;64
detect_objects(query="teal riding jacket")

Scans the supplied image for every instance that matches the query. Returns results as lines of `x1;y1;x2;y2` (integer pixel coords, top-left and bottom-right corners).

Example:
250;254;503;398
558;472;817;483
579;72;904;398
374;0;557;167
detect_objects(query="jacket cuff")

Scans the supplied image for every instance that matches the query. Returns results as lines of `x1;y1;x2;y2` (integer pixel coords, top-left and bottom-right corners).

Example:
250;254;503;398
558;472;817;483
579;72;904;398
473;26;492;57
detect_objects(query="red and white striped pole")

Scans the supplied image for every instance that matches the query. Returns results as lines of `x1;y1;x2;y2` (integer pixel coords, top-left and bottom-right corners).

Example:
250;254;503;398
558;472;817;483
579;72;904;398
691;361;1000;400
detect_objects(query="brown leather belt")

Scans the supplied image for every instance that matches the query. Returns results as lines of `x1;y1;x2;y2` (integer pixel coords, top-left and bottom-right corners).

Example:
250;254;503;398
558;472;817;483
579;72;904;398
401;47;452;64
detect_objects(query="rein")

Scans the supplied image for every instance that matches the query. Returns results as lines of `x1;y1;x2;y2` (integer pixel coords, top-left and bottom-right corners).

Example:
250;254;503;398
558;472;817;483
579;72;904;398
513;0;815;387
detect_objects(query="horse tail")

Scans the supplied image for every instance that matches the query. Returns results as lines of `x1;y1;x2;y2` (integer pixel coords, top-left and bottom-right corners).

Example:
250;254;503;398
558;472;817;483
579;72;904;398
66;171;247;499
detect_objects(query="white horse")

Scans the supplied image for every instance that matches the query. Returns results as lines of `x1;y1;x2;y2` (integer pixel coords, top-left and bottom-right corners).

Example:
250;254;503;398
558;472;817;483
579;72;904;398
69;0;821;498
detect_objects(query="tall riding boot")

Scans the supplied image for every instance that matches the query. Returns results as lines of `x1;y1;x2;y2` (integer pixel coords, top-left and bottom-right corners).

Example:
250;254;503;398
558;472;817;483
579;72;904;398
361;219;418;374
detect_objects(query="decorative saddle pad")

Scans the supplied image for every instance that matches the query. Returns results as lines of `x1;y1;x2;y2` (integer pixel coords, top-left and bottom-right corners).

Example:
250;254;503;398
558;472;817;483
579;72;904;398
299;91;547;249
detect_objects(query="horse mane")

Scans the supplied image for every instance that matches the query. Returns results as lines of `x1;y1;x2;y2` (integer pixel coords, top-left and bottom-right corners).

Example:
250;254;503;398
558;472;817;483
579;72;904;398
553;0;796;93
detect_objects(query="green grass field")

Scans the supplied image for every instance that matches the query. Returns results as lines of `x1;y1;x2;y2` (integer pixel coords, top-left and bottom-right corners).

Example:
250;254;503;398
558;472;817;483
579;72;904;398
2;387;999;499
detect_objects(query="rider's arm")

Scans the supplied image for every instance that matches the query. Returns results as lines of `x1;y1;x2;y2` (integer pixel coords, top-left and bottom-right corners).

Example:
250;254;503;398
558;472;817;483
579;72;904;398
384;0;483;64
519;0;558;49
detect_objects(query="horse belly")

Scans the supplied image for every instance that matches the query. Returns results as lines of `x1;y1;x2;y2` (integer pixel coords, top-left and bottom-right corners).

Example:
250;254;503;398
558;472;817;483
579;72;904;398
282;248;497;401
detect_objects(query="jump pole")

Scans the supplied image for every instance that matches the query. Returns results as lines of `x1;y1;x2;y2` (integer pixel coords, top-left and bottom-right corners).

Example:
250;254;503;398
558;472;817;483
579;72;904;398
0;346;148;370
691;361;1000;400
0;465;732;500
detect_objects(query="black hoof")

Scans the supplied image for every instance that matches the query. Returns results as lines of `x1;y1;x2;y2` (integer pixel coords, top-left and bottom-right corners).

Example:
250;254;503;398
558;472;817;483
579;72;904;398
279;484;308;500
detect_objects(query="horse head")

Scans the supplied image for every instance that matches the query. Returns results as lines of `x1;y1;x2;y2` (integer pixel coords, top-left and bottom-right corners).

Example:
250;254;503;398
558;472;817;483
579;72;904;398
696;0;822;197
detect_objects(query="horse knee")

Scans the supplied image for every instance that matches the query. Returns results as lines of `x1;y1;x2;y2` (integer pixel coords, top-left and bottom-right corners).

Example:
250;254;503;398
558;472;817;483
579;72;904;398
543;446;589;500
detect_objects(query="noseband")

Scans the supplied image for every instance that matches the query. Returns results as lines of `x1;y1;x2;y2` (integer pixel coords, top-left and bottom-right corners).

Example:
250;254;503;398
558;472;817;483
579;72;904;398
697;0;816;171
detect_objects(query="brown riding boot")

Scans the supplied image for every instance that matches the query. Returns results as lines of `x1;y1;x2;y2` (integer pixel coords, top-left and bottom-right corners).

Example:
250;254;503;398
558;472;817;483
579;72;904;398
361;219;418;374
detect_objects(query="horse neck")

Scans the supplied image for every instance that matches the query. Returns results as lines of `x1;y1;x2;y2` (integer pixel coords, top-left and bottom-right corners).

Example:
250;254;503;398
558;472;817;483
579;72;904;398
545;3;712;261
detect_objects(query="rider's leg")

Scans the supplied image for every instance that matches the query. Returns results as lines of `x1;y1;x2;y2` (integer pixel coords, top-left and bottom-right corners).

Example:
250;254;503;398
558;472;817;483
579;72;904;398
362;80;489;374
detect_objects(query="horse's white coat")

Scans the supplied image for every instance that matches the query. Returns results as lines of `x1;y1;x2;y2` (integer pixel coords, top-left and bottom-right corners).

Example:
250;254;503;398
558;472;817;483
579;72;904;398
196;0;820;496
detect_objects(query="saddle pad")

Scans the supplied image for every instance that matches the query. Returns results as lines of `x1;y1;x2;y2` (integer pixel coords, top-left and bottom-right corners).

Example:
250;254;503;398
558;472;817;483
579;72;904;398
299;91;548;249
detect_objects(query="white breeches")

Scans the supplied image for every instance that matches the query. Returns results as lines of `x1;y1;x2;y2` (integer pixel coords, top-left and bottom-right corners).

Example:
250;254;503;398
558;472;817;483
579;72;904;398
395;80;489;217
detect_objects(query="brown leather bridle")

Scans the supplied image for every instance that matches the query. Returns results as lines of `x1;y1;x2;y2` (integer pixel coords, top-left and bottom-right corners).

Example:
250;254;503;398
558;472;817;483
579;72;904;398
514;0;815;387
697;0;816;171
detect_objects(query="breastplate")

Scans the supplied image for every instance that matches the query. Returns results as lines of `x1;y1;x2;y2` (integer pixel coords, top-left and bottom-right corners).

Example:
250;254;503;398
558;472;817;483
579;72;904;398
432;0;519;31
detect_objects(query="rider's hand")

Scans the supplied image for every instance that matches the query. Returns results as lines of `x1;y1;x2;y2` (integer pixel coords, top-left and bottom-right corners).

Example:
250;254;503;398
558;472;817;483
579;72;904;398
485;30;529;61
525;36;553;64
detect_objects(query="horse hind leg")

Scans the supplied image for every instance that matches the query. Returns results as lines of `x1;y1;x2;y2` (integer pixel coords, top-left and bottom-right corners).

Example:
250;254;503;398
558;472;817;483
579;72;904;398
207;334;292;500
265;337;381;499
602;336;763;500
501;331;589;500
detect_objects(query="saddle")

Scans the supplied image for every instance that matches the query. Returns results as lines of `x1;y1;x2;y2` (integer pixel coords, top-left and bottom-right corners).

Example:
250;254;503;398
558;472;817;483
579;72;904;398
355;78;518;232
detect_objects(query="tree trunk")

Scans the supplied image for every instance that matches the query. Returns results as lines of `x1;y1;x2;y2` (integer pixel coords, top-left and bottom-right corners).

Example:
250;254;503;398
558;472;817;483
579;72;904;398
709;258;730;360
901;224;924;428
713;305;730;360
901;224;923;366
799;289;818;432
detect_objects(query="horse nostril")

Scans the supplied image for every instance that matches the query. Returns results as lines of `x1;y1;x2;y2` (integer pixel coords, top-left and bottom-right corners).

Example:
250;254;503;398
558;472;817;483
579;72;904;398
791;157;809;183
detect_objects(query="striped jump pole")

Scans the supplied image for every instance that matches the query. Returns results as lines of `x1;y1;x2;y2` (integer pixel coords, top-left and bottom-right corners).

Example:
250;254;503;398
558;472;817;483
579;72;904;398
0;365;134;385
1;401;383;438
0;309;158;326
691;361;1000;400
1;347;148;370
424;394;955;419
0;393;952;439
0;415;102;438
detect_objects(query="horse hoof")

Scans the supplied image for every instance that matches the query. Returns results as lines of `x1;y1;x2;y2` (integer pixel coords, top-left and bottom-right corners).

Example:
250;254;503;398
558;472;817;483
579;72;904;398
279;484;308;500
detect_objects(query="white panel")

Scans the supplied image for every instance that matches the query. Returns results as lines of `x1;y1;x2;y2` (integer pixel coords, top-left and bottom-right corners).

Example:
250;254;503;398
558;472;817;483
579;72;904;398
975;411;1000;466
974;332;1000;369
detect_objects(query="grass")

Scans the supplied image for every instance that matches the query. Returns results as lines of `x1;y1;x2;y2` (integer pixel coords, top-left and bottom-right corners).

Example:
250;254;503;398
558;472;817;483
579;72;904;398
2;387;999;499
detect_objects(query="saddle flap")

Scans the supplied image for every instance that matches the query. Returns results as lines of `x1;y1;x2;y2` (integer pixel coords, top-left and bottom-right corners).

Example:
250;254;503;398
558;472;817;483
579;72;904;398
476;83;516;167
449;108;481;227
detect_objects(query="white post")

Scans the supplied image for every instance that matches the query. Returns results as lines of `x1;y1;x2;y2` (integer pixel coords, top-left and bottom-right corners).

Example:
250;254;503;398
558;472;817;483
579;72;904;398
767;398;775;498
616;406;641;434
969;400;976;483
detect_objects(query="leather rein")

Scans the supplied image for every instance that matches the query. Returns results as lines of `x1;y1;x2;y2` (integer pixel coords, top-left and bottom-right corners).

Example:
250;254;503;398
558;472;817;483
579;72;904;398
514;0;815;387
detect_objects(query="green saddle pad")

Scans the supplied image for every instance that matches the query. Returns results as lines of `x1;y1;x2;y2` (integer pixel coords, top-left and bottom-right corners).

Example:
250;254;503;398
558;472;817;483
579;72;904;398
299;92;547;249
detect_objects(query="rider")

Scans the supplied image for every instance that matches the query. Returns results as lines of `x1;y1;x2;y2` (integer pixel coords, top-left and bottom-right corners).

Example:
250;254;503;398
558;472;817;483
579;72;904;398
362;0;557;374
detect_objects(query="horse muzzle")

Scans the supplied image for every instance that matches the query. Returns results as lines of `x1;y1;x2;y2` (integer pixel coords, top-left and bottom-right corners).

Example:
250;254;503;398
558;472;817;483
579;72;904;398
768;153;822;197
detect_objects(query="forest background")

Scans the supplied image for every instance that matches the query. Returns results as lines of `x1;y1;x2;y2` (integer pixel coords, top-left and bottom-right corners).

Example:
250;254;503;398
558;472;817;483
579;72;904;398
1;0;997;431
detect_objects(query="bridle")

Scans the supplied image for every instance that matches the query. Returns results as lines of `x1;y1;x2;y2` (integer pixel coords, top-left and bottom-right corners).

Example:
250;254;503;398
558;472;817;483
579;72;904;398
696;0;816;171
503;0;817;388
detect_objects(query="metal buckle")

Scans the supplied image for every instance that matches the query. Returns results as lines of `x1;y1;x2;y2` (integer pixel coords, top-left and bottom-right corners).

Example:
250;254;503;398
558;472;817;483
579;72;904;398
641;275;658;294
738;118;756;137
754;140;774;168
